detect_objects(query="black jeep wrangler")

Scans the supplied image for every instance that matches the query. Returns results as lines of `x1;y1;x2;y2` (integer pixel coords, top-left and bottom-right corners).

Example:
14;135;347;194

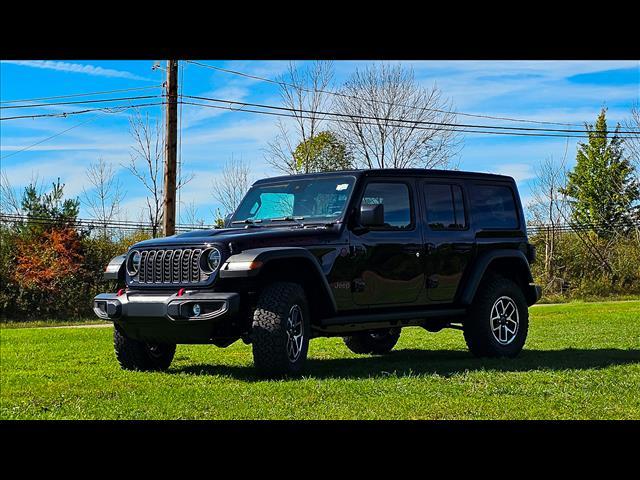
94;169;541;376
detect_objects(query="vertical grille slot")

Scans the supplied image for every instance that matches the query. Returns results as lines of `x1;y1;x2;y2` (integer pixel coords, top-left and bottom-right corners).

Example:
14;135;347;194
139;251;149;283
163;250;173;283
182;249;192;283
155;250;165;283
192;249;201;282
173;249;182;283
147;251;156;283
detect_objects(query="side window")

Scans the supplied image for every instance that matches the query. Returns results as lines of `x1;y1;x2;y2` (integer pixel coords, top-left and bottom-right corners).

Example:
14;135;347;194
471;184;519;229
361;182;412;230
424;184;467;230
425;184;455;229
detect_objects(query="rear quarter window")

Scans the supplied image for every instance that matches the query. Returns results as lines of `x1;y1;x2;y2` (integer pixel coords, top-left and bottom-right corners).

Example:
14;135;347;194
471;184;519;229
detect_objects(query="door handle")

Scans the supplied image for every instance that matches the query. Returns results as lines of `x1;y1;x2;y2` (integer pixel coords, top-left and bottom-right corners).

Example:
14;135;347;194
425;243;436;253
403;245;423;258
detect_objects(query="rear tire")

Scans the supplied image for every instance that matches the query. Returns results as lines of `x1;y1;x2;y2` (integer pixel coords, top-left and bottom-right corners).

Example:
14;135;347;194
344;328;401;355
251;282;310;377
463;274;529;358
113;325;176;371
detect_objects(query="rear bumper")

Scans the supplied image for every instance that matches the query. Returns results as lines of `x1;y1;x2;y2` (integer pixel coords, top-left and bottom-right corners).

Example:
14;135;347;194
93;290;241;343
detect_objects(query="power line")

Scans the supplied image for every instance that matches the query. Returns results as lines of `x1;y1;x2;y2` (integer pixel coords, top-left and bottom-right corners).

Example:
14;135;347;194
185;60;594;129
1;116;99;160
0;102;163;160
0;102;166;121
179;99;639;140
0;85;163;105
182;94;640;136
0;95;162;110
2;95;637;141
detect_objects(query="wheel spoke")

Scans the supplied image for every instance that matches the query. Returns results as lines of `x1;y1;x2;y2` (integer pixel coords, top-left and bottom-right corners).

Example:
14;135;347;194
504;303;514;317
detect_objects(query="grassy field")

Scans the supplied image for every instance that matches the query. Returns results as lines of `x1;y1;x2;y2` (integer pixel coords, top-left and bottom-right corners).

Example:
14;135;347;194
1;301;639;420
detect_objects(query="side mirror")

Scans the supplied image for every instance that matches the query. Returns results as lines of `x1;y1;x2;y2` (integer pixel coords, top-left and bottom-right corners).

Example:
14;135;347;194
360;203;385;227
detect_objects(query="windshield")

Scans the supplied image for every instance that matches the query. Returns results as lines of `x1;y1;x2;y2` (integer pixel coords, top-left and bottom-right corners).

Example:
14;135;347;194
229;176;356;225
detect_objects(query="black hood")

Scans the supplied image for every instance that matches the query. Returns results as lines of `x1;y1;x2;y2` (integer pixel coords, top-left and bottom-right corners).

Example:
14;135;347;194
130;224;345;251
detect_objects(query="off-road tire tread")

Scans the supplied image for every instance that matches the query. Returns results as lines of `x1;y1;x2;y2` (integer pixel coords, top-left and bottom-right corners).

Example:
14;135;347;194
113;325;176;371
252;282;309;377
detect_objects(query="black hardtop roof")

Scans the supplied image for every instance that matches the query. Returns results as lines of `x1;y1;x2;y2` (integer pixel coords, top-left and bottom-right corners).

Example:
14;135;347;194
252;168;514;185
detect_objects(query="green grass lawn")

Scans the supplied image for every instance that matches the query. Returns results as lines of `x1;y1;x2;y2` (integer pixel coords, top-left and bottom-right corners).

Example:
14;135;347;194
1;301;639;420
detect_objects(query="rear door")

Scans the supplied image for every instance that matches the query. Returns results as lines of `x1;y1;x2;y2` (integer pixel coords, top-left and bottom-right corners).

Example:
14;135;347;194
420;180;474;303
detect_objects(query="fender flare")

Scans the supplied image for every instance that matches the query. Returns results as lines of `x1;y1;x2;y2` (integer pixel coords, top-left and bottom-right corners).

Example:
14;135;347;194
459;249;534;305
219;247;337;314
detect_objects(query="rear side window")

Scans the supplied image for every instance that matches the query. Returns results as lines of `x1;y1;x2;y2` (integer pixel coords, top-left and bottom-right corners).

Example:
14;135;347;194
424;184;467;230
471;184;519;229
361;182;412;229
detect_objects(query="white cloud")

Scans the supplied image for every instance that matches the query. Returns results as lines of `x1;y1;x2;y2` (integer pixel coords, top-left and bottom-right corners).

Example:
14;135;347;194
491;163;536;184
2;60;150;81
184;116;282;147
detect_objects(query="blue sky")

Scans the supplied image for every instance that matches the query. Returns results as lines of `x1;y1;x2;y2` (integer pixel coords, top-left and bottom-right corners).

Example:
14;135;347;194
1;60;638;223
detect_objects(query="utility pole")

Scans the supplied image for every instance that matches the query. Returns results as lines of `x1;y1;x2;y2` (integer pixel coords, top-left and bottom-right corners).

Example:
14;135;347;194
163;60;179;236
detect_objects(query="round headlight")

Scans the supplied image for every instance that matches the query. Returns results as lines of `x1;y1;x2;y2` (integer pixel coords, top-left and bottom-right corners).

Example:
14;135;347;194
206;248;222;272
127;250;141;275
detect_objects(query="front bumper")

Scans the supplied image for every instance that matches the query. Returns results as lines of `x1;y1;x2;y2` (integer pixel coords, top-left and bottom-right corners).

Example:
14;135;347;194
93;290;241;343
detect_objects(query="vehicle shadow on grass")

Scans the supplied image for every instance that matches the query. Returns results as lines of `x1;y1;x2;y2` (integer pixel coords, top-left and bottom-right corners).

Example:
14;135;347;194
170;348;640;382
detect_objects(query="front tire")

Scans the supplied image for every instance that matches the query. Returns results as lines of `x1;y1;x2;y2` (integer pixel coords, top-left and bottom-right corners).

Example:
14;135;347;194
463;274;529;358
344;328;401;355
113;325;176;371
251;282;310;377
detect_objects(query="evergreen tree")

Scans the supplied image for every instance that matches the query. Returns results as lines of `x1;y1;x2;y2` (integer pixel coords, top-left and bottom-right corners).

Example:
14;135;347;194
20;178;80;234
562;108;639;238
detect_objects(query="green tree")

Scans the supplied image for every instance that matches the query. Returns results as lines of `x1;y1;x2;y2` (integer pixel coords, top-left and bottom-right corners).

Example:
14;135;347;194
562;108;639;238
20;178;80;234
292;131;353;173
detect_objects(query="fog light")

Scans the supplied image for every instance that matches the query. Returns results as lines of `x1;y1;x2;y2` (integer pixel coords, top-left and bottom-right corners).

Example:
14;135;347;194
192;303;201;317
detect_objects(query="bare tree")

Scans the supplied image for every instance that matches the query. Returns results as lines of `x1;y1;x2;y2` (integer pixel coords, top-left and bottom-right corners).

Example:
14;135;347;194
81;157;125;237
623;102;640;179
334;63;461;169
124;109;192;237
527;154;569;288
0;170;22;215
181;200;205;229
264;61;334;174
212;155;251;216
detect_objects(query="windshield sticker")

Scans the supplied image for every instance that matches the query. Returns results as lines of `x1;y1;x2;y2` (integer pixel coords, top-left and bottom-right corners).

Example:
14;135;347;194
336;183;350;191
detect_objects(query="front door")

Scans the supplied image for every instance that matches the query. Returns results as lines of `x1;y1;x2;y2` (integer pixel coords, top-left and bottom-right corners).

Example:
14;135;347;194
350;180;425;307
420;180;474;303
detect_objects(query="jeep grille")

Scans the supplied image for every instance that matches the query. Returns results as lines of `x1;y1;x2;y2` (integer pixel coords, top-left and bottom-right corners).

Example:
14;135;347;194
134;248;209;285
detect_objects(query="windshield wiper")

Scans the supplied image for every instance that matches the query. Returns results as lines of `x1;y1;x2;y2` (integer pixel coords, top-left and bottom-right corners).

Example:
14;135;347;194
269;216;305;225
230;219;263;225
